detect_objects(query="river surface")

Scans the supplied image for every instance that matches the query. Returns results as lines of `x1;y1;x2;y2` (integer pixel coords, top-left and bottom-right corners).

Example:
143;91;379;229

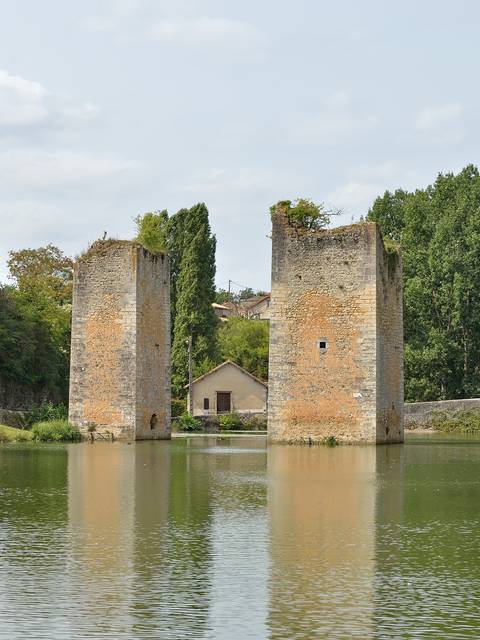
1;434;480;639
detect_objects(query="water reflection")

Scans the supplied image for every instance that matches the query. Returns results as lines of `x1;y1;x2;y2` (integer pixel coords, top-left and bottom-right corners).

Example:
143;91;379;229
67;443;136;636
267;445;379;639
1;435;480;639
0;446;69;639
373;439;480;638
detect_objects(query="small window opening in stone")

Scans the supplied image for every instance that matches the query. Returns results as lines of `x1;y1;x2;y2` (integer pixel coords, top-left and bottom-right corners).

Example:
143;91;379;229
150;413;158;430
317;338;328;352
204;398;210;410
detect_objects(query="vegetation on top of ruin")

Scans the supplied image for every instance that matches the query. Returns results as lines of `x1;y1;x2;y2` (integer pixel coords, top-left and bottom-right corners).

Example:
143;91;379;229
134;210;168;254
78;238;138;261
270;198;335;230
383;236;400;257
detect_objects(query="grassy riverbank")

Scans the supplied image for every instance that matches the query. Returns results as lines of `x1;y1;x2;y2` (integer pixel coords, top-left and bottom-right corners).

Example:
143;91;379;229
0;420;81;443
0;424;33;443
425;409;480;435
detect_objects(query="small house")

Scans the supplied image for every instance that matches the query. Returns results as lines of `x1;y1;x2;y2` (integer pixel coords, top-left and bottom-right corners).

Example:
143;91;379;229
212;302;233;320
244;293;271;320
185;360;267;417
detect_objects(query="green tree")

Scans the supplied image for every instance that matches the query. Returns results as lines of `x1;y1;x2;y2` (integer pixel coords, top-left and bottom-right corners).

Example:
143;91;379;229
134;210;168;254
7;244;73;305
171;203;217;394
215;288;231;304
165;207;190;328
270;198;333;230
5;245;74;401
135;204;218;395
0;286;64;399
368;164;480;401
218;317;269;380
238;287;255;301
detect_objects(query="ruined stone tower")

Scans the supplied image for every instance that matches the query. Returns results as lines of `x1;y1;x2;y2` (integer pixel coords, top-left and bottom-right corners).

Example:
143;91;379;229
268;211;403;444
69;241;171;440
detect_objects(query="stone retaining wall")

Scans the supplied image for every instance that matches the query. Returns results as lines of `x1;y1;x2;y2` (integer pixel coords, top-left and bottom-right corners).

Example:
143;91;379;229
404;398;480;428
0;409;26;429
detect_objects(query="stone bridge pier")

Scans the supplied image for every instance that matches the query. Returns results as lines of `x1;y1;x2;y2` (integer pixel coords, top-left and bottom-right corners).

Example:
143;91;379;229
268;212;403;444
68;240;171;441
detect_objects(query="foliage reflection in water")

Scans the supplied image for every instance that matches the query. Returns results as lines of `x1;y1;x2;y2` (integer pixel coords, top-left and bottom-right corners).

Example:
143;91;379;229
0;434;480;639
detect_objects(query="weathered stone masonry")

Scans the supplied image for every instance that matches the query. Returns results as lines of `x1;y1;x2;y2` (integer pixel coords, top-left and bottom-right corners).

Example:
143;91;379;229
69;241;171;440
268;214;403;444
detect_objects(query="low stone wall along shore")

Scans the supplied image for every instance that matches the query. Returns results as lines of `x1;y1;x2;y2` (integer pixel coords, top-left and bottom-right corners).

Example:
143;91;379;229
404;398;480;428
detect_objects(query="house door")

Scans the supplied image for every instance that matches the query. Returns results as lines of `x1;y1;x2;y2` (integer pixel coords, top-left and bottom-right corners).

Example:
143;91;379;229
217;392;231;413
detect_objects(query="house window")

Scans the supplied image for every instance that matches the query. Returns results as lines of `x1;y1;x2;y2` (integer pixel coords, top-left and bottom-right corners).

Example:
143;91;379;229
150;414;157;430
203;398;210;410
317;338;328;352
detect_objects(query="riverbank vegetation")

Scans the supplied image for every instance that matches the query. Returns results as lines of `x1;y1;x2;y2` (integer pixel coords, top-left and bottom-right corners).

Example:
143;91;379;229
31;420;81;442
0;419;81;443
0;424;33;443
173;412;267;433
423;409;480;435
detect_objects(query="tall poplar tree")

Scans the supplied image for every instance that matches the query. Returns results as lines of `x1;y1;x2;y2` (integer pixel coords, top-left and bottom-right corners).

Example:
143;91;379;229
171;203;217;395
135;203;218;395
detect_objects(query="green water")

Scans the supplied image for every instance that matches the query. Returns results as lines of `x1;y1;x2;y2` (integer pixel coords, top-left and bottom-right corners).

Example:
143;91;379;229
0;434;479;639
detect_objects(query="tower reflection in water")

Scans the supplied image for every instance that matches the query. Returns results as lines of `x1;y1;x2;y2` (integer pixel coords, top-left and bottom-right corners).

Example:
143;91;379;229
267;444;404;639
67;439;216;639
65;438;408;639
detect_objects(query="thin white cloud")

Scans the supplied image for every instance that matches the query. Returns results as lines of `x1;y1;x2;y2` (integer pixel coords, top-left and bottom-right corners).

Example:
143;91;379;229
83;16;118;33
290;91;380;145
0;70;50;127
0;150;139;189
415;103;465;144
327;180;387;218
416;103;463;130
183;167;273;194
0;68;100;132
150;17;260;47
0;69;49;100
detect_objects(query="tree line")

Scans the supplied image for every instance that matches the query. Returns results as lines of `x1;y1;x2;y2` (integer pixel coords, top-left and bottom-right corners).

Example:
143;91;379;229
0;203;268;407
0;245;72;404
368;164;480;401
3;167;480;407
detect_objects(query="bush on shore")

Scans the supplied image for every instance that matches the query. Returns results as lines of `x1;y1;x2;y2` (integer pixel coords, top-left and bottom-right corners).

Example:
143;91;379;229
25;402;68;427
31;420;81;442
174;414;202;432
425;409;480;435
0;424;33;443
218;412;243;430
171;398;187;418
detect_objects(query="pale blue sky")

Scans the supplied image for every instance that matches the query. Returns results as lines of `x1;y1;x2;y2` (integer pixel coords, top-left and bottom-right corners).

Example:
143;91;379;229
0;0;478;291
